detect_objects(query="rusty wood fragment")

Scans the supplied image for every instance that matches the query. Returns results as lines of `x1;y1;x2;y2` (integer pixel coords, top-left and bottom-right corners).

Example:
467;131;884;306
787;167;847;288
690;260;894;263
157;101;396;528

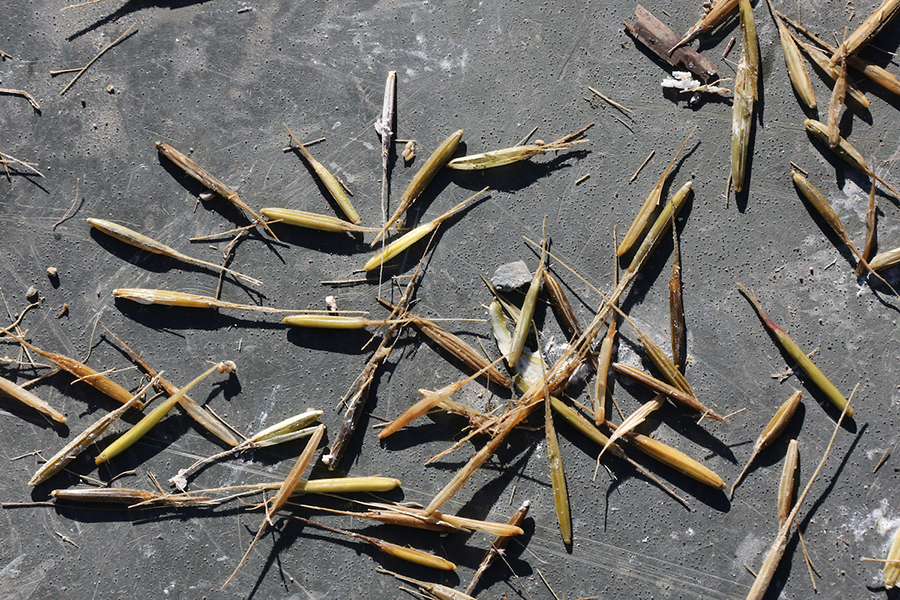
625;5;718;83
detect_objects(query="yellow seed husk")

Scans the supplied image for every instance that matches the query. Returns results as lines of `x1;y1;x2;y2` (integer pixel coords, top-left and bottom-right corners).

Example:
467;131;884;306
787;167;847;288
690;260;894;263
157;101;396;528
827;59;848;148
447;139;585;170
259;207;366;233
375;540;457;570
805;119;869;174
777;438;799;527
730;0;758;193
0;374;66;423
869;247;900;272
829;0;900;66
598;396;663;462
791;37;870;107
773;12;816;108
363;187;488;271
619;428;726;489
731;390;802;499
295;476;401;495
373;128;464;243
283;124;360;224
618;128;694;256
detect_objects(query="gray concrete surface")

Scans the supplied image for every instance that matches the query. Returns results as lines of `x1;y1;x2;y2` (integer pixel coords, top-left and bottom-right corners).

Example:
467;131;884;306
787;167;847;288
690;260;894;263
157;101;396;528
1;0;899;598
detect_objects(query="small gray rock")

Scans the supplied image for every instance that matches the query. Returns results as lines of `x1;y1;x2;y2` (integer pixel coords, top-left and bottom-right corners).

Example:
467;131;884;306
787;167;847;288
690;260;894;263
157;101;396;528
491;261;532;291
26;285;39;301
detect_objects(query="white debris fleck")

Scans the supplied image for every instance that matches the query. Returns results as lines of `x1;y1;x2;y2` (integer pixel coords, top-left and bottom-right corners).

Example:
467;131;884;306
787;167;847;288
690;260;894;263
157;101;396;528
325;296;338;312
171;472;188;491
661;71;730;96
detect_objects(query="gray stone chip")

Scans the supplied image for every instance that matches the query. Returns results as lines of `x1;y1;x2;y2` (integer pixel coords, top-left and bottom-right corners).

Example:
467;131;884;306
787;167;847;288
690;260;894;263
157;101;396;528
491;261;532;291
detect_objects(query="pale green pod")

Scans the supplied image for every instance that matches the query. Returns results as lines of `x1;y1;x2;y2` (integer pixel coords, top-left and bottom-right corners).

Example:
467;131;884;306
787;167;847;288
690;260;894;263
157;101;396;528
250;409;324;446
373;128;464;243
87;218;260;286
283;125;360;224
284;314;375;329
260;207;373;233
628;181;692;274
507;245;545;368
96;362;235;464
363;187;487;271
739;284;852;417
363;222;436;271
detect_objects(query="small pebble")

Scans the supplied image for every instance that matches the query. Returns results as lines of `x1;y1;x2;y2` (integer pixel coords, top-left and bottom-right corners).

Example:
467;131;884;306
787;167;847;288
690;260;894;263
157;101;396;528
47;266;58;279
491;261;532;291
26;285;39;301
106;85;115;94
325;296;338;312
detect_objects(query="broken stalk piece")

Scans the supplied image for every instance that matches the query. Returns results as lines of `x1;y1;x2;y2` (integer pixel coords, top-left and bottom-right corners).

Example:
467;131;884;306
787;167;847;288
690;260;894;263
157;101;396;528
154;141;279;240
28;375;161;486
170;409;323;489
466;500;531;594
1;329;139;407
374;71;397;225
113;288;308;313
323;260;425;470
87;218;261;286
223;423;325;588
447;125;591;170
